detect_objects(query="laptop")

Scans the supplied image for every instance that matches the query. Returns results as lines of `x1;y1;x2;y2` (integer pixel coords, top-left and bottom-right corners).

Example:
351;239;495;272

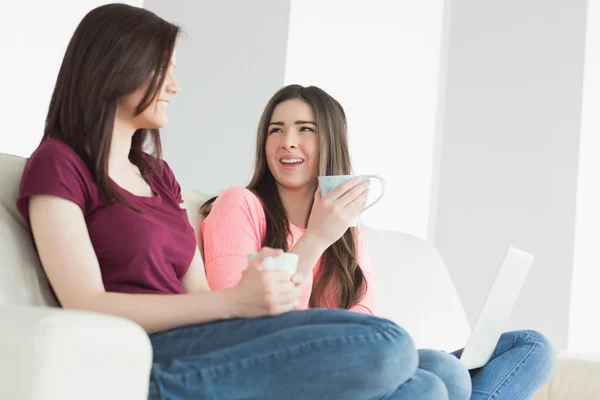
459;247;534;370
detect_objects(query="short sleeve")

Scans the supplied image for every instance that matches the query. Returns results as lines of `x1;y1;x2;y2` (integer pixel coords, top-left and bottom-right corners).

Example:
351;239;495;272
202;187;267;289
17;139;91;226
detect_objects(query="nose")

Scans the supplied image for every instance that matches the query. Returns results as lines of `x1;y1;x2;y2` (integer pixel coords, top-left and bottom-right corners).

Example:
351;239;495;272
281;131;299;149
165;73;180;95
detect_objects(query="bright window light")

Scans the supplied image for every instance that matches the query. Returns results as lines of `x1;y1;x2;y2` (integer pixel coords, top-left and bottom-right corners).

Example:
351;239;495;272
284;0;446;238
569;0;600;355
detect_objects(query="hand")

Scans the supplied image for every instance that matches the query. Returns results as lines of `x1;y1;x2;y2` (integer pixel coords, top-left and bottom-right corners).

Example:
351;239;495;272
305;179;369;247
231;247;302;318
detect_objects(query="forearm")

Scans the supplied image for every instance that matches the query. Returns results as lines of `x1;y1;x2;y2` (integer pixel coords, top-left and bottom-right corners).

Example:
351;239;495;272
77;289;238;334
288;232;328;276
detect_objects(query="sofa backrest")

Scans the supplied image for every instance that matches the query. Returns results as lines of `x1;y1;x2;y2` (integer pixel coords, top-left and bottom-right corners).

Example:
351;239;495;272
0;153;215;309
0;153;57;307
1;152;470;351
182;187;471;351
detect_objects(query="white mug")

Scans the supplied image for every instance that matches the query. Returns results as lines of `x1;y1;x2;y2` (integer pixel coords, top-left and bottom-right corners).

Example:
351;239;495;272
317;174;386;227
247;252;299;275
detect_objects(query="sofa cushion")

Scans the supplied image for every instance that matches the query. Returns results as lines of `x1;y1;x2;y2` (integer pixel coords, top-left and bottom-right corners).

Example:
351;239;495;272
0;153;56;307
365;227;471;351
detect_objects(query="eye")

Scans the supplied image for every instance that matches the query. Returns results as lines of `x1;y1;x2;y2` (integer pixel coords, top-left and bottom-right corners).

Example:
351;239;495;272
300;126;315;132
269;127;283;134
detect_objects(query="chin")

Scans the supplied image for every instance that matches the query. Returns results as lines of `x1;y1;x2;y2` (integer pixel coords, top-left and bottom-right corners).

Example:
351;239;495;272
276;179;313;190
135;117;166;130
148;119;167;130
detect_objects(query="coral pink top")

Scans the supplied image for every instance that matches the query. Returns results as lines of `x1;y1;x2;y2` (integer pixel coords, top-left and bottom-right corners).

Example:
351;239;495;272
201;187;375;314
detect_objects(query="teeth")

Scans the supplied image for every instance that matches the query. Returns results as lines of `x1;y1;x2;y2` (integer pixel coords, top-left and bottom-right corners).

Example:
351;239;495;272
281;159;304;164
158;101;168;106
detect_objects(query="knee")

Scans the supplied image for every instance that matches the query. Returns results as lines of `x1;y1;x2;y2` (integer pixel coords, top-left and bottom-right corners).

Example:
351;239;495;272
418;349;472;400
415;369;450;400
521;330;556;381
366;318;420;387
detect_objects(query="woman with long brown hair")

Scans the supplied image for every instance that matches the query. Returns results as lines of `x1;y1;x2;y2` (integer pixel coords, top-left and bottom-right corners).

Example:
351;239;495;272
201;85;373;312
16;4;459;400
200;84;556;400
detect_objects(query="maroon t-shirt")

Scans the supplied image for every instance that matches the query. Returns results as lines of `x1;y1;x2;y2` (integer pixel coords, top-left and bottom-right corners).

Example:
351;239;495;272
17;138;196;298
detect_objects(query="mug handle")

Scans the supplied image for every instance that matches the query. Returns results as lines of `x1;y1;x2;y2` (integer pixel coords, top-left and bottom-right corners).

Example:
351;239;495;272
358;174;386;212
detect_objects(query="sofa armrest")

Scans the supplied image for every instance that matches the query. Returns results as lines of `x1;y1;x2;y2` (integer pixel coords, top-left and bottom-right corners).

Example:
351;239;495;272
0;305;153;400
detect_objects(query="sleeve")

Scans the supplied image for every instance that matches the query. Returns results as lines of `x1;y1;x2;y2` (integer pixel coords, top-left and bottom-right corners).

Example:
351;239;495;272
159;159;183;204
201;187;267;290
349;225;377;315
17;140;90;226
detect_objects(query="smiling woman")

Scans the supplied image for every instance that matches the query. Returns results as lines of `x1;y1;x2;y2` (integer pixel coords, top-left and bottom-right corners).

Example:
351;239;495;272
201;85;368;311
265;99;320;193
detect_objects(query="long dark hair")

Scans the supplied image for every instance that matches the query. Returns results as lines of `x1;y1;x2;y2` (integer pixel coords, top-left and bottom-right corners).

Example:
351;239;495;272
201;85;367;309
43;3;179;206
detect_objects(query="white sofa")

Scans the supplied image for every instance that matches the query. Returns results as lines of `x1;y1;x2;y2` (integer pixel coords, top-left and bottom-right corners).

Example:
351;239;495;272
1;152;598;399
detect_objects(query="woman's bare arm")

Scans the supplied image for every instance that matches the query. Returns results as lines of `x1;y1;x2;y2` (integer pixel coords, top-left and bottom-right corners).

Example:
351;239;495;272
28;195;263;334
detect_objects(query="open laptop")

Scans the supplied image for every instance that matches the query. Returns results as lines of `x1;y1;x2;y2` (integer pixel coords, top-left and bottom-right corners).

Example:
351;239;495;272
459;247;534;370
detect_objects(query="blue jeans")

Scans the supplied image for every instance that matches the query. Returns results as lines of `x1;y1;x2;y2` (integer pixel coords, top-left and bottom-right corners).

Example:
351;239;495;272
450;330;556;399
149;309;457;399
148;310;554;399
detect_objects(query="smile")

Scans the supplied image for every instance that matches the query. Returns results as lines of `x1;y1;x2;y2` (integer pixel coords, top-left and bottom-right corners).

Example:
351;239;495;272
280;158;304;164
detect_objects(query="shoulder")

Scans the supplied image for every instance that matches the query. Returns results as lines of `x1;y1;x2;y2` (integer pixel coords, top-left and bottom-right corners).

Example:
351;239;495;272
216;187;262;207
22;138;93;187
18;139;94;224
27;138;89;173
212;187;265;219
218;186;261;202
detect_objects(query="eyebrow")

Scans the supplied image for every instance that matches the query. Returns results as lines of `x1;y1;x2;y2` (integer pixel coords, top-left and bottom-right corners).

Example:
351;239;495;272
269;120;317;126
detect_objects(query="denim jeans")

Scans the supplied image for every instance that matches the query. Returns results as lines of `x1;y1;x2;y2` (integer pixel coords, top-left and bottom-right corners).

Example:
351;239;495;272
148;309;554;400
149;309;456;399
451;330;556;400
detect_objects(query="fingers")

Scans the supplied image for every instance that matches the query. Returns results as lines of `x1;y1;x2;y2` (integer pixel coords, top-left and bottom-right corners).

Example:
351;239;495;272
338;181;369;208
248;247;284;269
291;273;305;286
326;178;361;200
276;286;302;304
263;279;302;315
344;187;369;217
270;301;299;315
314;187;322;201
259;247;284;258
264;269;295;283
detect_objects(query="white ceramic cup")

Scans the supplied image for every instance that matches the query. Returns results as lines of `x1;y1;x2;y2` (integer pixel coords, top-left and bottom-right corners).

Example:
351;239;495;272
317;174;386;227
247;252;299;275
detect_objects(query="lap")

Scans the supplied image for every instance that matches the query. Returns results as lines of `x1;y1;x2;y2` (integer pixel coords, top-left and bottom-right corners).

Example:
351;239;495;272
149;309;419;400
449;330;554;400
150;308;399;363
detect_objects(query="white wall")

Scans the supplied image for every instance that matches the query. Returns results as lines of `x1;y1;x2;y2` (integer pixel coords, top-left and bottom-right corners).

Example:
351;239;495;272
284;0;445;236
569;0;600;355
6;1;590;352
0;0;143;158
432;0;588;349
143;0;292;194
